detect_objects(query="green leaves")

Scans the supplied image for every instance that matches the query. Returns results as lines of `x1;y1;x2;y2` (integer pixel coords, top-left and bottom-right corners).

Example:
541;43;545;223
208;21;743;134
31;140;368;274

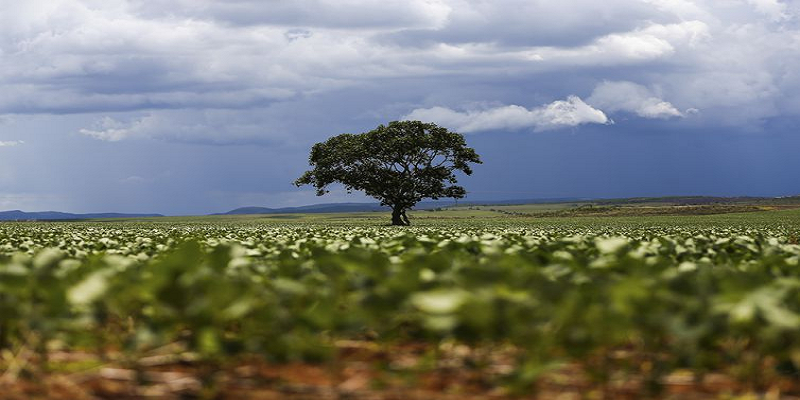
67;270;110;306
1;217;800;391
295;120;482;224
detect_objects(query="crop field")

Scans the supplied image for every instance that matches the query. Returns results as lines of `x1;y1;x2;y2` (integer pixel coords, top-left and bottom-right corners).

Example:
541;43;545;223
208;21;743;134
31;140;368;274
2;208;800;399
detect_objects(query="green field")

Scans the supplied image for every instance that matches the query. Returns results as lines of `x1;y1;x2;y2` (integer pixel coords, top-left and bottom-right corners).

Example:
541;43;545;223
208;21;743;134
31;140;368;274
2;207;800;398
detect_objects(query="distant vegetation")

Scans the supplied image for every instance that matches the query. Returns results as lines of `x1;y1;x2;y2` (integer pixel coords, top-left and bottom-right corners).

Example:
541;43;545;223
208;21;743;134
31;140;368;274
217;195;800;220
0;210;163;221
439;195;800;219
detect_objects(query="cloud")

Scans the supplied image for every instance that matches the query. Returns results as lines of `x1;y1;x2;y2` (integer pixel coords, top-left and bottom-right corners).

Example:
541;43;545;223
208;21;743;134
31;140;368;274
0;140;24;147
587;81;686;119
523;21;710;66
120;175;148;184
641;0;712;20
129;0;453;29
79;116;151;141
0;0;799;136
378;0;662;47
78;108;303;145
404;96;610;133
746;0;789;21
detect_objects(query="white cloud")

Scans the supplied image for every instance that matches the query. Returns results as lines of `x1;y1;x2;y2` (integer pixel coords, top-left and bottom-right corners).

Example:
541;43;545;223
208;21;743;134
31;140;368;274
78;109;301;144
79;116;152;141
120;175;149;184
404;96;610;133
588;81;686;119
379;0;665;47
641;0;712;20
0;140;24;147
746;0;789;21
524;21;710;65
0;1;720;119
0;0;798;137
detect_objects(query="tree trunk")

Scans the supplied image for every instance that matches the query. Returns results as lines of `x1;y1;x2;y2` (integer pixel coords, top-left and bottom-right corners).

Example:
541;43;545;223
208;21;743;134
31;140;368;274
391;207;406;226
401;210;410;226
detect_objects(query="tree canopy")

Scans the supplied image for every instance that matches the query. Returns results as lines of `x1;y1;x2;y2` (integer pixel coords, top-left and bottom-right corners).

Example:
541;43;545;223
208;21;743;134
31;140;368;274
294;120;482;225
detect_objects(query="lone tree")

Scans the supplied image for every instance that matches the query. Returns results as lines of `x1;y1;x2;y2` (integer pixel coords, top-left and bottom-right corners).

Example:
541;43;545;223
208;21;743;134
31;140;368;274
294;120;482;226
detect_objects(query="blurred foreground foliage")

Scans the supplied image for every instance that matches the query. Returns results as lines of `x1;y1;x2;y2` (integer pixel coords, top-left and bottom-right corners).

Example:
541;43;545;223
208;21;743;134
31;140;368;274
2;217;800;396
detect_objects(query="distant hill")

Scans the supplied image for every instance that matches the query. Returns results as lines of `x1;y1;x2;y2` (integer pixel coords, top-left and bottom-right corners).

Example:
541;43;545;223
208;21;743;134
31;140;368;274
218;198;586;215
0;210;163;221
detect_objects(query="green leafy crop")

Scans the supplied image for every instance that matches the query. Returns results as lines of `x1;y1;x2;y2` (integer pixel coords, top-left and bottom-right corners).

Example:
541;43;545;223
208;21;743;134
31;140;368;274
1;211;800;395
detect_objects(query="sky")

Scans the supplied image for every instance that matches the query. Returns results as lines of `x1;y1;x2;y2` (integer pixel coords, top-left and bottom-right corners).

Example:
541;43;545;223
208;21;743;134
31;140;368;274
1;0;799;215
